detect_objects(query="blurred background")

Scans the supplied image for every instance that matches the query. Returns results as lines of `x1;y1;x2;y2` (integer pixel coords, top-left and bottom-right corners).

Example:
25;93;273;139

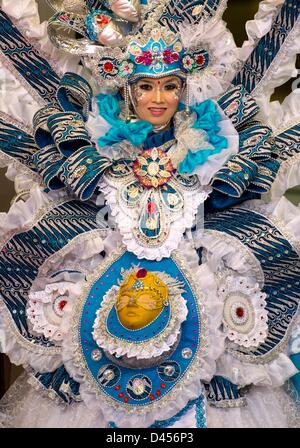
1;0;300;398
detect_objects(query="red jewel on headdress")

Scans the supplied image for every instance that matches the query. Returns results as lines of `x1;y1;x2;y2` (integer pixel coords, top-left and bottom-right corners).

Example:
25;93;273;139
135;51;153;66
96;15;109;26
196;55;205;66
136;268;147;278
59;15;69;21
236;307;244;318
163;49;179;64
103;62;114;72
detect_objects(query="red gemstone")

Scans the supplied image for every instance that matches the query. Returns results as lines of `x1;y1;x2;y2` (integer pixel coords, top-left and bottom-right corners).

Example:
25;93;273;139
115;385;121;391
160;383;166;389
196;55;205;65
147;201;156;214
149;394;155;401
236;307;244;318
103;62;114;73
118;392;124;398
136;268;147;279
156;390;161;396
96;15;109;26
124;396;129;403
59;300;67;311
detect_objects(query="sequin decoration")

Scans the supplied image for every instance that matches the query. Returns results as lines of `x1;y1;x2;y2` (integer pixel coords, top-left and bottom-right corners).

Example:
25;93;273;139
126;375;152;400
181;348;193;359
157;361;181;382
91;349;102;361
97;364;121;387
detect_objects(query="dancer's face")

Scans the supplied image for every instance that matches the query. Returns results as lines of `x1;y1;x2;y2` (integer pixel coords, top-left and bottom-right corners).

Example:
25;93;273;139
131;76;183;126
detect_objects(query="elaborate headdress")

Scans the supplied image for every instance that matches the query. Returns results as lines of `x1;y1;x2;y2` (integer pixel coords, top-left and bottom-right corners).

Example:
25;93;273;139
46;0;235;101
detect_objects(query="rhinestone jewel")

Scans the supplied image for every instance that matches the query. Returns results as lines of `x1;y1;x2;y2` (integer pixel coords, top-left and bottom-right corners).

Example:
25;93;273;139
181;348;193;359
73;165;87;178
103;369;115;381
132;378;145;396
91;349;102;361
164;365;175;377
147;162;160;176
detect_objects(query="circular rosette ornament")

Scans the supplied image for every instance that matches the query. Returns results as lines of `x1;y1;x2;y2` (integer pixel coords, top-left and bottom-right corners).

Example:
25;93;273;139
26;280;81;342
218;276;268;348
133;148;174;188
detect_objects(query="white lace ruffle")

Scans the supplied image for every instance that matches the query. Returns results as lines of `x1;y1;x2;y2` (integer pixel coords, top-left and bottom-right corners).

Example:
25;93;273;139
206;385;300;428
178;20;238;102
0;185;66;236
266;90;300;200
241;196;300;253
250;8;300;109
177;239;226;382
194;229;264;286
238;1;285;62
2;375;299;427
0;1;86;124
215;351;297;388
100;176;211;261
0;372;107;428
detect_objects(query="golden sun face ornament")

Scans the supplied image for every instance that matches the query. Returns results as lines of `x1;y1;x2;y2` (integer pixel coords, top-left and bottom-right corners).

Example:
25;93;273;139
116;268;169;330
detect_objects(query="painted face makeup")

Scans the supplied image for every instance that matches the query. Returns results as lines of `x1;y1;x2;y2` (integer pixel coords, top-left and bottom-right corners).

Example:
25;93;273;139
130;76;183;127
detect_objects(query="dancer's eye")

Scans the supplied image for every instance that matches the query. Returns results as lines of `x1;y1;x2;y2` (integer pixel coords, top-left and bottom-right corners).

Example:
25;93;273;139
138;84;153;91
164;83;179;91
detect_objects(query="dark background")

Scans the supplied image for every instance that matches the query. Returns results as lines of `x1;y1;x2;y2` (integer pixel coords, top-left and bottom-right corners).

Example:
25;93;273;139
1;0;300;398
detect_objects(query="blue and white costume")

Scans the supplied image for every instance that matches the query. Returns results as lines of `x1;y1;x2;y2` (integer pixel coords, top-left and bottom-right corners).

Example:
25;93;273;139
0;0;300;428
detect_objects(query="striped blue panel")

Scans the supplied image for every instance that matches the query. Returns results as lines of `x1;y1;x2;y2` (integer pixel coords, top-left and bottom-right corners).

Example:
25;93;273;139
204;376;242;405
0;116;37;173
217;85;259;129
204;207;300;360
143;0;224;33
33;366;81;404
275;123;300;163
0;10;60;103
0;200;106;347
232;0;300;93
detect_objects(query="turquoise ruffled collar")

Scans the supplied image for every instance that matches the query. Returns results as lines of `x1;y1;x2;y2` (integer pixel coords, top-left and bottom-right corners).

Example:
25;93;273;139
96;93;228;173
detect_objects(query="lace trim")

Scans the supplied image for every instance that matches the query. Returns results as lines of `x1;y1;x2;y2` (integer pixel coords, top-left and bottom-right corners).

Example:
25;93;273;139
277;382;300;428
0;111;34;135
253;14;300;97
199;229;265;287
0;371;28;428
38;228;109;278
27;373;69;407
